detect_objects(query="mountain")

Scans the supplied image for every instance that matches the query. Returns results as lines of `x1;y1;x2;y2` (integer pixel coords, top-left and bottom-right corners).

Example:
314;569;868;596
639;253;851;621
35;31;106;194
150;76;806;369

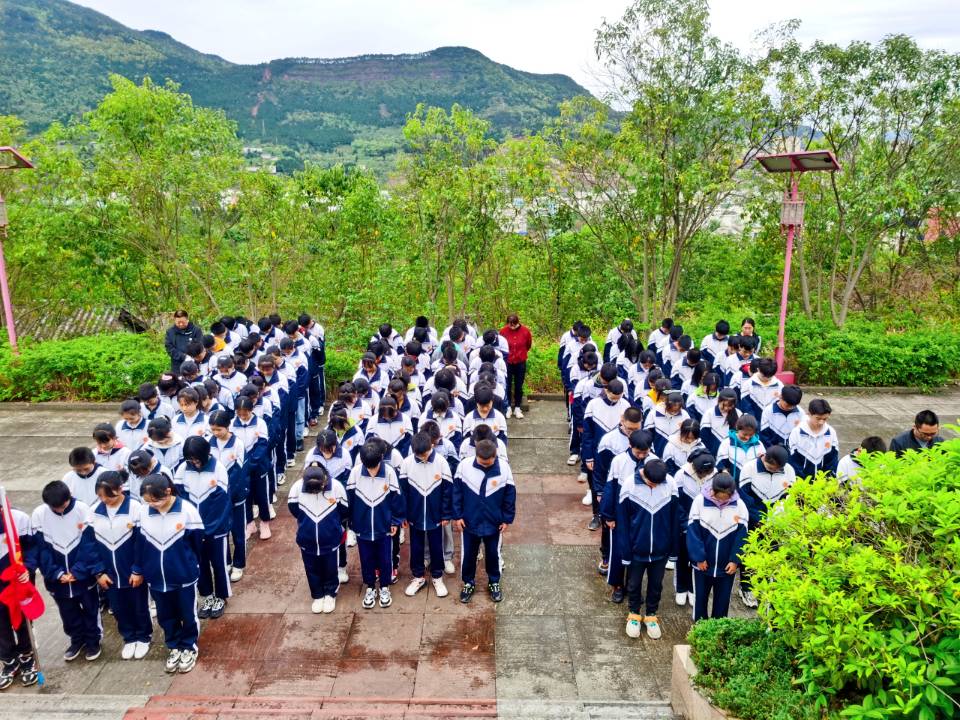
0;0;591;170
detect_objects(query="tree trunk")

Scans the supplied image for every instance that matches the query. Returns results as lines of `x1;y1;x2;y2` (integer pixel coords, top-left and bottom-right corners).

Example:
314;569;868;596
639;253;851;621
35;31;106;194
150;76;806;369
795;231;813;318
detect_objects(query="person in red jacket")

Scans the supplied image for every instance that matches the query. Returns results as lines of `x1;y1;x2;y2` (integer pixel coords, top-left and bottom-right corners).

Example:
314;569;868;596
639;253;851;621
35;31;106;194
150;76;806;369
500;314;533;419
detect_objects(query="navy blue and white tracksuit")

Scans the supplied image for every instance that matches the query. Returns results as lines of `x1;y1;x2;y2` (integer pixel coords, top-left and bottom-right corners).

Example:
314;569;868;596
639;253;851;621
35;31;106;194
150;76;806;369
582;396;630;514
174;458;232;601
399;452;453;580
759;402;805;450
288;478;348;599
599;449;658;589
90;497;152;644
643;408;691;459
570;373;602;457
615;472;682;616
62;466;106;508
716;433;765;483
0;508;35;662
210;434;248;570
686;491;748;621
739;375;783;423
232;414;271;524
116;417;150;453
132;498;204;650
594;427;630;569
737;457;796;592
788;420;840;478
453;458;516;586
346;463;405;588
672;464;716;596
462;409;508;446
367;416;413;458
30;500;103;650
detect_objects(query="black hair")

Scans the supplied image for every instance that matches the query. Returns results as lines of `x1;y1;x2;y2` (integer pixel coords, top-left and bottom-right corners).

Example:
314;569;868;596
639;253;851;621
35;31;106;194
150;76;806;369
378;323;393;339
757;357;777;378
352;376;370;395
623;406;643;424
678;335;692;351
420;420;441;443
202;335;216;351
661;318;674;330
712;472;736;496
780;384;803;406
387;377;406;396
607;378;625;396
179;360;199;376
475;439;497;460
581;351;599;370
69;446;96;467
128;450;154;475
434;369;456;393
210;321;227;336
283;320;300;336
764;445;789;468
92;422;117;443
269;313;282;327
359;441;385;469
298;313;312;328
183;436;211;465
217;354;234;368
317;428;339;452
715;320;730;335
137;383;159;402
185;340;204;358
405;340;422;356
740;336;757;352
302;465;330;494
643;459;668;484
702;372;720;392
140;473;175;501
599;363;618;383
669;327;683;341
680;418;700;439
638;350;657;367
178;387;200;405
474;386;494;407
860;436;888;453
472;424;495;444
42;480;72;508
96;470;127;498
717;389;739;428
735;414;758;432
411;432;433;456
685;348;701;366
578;324;591;338
482;329;498;346
235;396;255;413
741;317;756;329
915;410;939;427
431;391;450;414
378;395;399;420
690;360;711;388
257;317;273;333
208;410;233;429
629;429;652;451
808;399;833;416
279;337;295;352
415;315;429;328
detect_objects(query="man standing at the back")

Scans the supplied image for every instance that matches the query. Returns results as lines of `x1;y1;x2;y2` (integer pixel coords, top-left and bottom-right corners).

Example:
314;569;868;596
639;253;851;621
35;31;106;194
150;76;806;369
165;310;203;374
890;410;944;457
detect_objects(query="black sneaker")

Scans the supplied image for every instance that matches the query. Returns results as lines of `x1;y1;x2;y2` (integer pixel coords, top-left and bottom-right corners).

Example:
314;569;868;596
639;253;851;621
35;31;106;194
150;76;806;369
197;595;213;619
209;597;226;619
63;642;84;662
460;583;475;604
610;586;625;604
84;644;102;662
587;515;601;531
487;582;503;602
17;653;38;687
0;660;16;691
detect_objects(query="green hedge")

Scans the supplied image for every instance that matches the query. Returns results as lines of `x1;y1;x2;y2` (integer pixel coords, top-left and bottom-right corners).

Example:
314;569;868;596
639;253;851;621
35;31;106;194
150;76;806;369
688;618;817;720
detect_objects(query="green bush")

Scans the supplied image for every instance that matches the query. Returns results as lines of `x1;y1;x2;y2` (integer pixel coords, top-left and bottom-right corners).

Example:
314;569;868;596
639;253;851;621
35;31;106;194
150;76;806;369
0;333;169;401
526;343;563;393
688;618;818;720
743;438;960;719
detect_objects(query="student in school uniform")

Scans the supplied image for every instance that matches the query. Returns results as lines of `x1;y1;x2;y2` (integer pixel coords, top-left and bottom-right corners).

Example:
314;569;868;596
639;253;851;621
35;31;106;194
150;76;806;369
662;419;706;477
347;441;405;610
213;354;246;412
736;445;795;608
453;439;516;604
304;429;352;583
423;392;463;473
117;399;151;452
614;459;680;640
582;378;631;521
174;437;232;620
604;319;636;363
89;471;152;660
699;320;730;366
0;502;39;689
280;330;310;451
139;383;175;422
288;465;348;614
131;474;204;674
62;447;105;508
208;411;248;582
671;451;717;607
388;377;421;434
298;313;326;424
699;389;739;457
593;407;643;559
327;403;365;466
836;436;887;483
626;350;658;403
639;376;671;419
724;336;758;398
258;353;292;475
740;317;762;354
686;472;749;621
269;344;300;463
462;386;508;446
671;349;702;392
173;387;209;439
716;414;765;483
740;357;783;422
788;399;840;478
646;319;674;363
30;480;102;662
352;377;381;421
400;432;453;599
569;355;606;476
759;384;805;450
231;397;272;541
92;423;131;473
644;391;690;458
144;418;185;472
126;449;172;502
367;395;414;458
661;332;691;380
684;369;718;421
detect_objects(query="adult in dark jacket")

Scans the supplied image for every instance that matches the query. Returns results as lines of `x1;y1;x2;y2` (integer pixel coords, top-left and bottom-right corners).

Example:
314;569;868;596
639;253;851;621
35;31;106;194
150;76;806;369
890;410;944;457
164;310;203;374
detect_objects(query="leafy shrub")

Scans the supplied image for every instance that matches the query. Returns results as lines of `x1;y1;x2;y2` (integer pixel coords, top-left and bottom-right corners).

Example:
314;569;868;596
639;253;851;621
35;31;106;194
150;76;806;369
688;618;818;720
743;438;960;719
526;343;563;393
323;347;359;393
0;333;169;401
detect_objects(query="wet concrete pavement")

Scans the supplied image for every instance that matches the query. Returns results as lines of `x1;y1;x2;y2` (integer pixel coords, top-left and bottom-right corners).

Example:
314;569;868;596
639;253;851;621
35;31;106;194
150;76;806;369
0;391;957;718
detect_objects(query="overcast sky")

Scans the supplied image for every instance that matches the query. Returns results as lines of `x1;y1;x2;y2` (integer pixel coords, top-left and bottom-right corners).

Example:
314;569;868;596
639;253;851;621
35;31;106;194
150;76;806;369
73;0;960;96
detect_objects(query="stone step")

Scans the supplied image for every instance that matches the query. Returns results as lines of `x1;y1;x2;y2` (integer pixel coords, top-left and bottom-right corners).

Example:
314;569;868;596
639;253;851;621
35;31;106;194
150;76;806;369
0;694;148;720
498;700;678;719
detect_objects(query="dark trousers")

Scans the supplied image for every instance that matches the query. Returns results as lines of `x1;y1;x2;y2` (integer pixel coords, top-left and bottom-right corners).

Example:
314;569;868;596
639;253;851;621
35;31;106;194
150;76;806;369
0;604;32;661
569;423;581;454
229;500;247;569
604;526;626;588
308;368;324;419
626;558;668;616
151;584;199;651
357;536;392;588
107;585;152;644
284;397;298;457
246;469;271;523
392;531;401;571
301;548;339;599
198;534;231;600
506;361;527;408
693;569;736;621
54;583;102;649
410;526;444;579
461;531;502;585
675;533;693;594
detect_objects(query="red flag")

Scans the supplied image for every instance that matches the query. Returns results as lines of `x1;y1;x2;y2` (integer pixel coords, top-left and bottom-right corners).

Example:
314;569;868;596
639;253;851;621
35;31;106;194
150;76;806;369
0;490;45;628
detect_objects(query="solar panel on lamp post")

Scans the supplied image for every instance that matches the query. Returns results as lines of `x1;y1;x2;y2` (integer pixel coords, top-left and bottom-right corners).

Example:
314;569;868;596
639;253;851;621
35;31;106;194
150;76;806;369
0;147;35;355
756;150;841;384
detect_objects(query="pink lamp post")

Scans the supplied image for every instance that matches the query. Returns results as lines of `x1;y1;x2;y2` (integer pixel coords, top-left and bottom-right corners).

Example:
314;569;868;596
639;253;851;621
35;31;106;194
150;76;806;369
756;150;841;384
0;147;34;355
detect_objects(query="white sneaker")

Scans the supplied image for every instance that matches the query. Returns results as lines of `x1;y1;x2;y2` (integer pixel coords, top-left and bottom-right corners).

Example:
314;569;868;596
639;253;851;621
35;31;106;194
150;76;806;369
665;559;676;570
230;567;244;582
688;593;696;607
443;560;455;575
405;577;426;596
322;595;336;613
338;567;349;584
505;407;512;419
347;530;357;547
259;522;272;540
164;649;182;673
577;472;588;484
740;589;758;608
514;408;524;419
277;473;285;486
178;648;198;673
645;617;662;639
285;458;295;468
268;505;277;520
675;592;688;606
362;587;376;609
567;454;579;466
432;577;449;598
581;489;592;506
311;598;324;614
134;641;150;660
121;642;136;660
379;587;392;608
251;505;259;520
318;406;325;417
302;428;310;438
625;615;641;638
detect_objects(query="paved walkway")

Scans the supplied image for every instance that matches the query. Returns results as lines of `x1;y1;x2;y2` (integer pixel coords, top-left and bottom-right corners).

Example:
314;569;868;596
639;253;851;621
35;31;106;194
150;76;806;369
0;391;957;718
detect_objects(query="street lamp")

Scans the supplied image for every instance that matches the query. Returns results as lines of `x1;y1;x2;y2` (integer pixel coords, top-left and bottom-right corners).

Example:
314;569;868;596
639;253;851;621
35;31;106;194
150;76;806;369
0;146;34;355
756;150;841;383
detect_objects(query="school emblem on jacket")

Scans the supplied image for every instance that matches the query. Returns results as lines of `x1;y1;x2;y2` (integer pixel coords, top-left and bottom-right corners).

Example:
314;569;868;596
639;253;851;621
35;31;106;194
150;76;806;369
127;522;134;529
434;474;441;480
383;483;389;491
824;441;831;449
209;479;217;487
491;480;497;487
76;522;84;530
733;515;740;523
176;523;184;530
328;498;336;505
